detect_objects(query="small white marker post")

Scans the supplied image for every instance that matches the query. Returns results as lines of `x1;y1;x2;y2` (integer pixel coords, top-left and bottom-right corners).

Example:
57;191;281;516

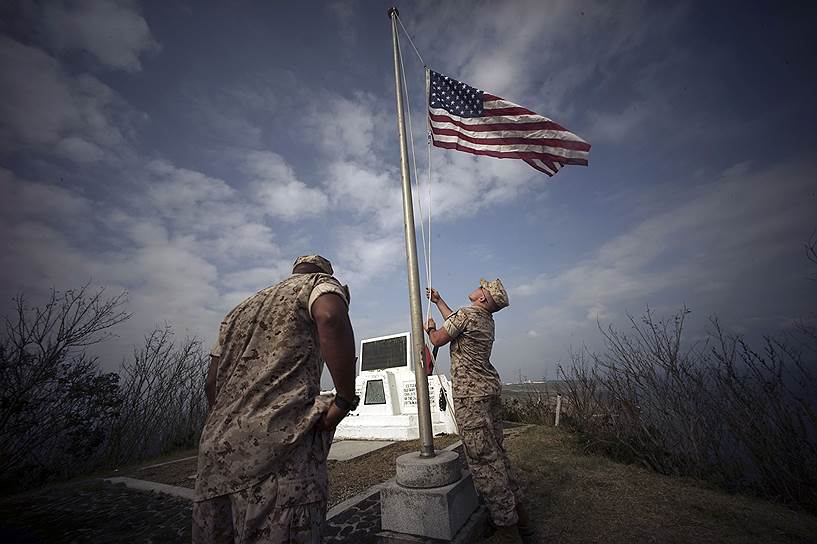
555;394;562;427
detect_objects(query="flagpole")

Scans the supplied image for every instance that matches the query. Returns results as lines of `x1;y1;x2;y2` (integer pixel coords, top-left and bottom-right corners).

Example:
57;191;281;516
388;6;435;458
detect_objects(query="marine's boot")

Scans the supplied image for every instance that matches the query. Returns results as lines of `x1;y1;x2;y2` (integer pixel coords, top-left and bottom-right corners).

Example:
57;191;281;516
491;524;523;544
516;503;536;543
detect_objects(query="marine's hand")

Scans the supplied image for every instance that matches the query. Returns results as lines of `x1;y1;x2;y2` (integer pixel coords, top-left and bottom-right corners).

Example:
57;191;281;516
426;288;441;303
317;402;347;432
426;317;437;332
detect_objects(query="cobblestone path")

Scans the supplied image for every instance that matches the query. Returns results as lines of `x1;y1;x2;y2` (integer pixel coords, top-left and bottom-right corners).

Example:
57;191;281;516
0;442;478;543
0;479;191;543
324;492;381;543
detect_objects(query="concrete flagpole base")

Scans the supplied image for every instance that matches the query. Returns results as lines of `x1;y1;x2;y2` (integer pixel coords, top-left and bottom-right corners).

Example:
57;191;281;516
379;450;482;541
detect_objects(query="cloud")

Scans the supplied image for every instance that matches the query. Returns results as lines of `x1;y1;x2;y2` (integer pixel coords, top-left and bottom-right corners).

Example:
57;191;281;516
180;76;285;149
55;136;106;163
134;159;282;265
145;160;235;226
42;0;160;71
0;36;138;160
332;227;405;285
223;264;292;292
244;151;329;220
427;151;538;220
326;1;357;49
325;160;402;229
408;1;690;146
0;37;74;148
585;104;651;144
0;167;91;222
0;159;290;368
512;159;817;353
306;91;391;162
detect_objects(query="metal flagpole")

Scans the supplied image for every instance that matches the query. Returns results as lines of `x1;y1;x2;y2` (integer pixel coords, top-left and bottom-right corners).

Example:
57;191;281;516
388;6;435;458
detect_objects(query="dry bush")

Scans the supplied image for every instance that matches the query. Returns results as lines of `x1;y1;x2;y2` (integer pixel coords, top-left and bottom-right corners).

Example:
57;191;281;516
806;230;817;282
501;390;556;425
558;308;817;512
0;285;209;491
0;286;129;491
104;326;208;465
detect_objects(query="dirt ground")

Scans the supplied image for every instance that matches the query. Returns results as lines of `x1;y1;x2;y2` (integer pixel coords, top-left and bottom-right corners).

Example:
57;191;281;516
483;425;817;544
127;434;463;507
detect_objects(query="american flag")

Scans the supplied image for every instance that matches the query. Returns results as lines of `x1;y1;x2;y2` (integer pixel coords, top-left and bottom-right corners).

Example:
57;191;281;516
428;70;590;176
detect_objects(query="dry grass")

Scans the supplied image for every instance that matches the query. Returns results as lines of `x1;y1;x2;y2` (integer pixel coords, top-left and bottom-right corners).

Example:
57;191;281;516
122;435;463;507
484;424;817;544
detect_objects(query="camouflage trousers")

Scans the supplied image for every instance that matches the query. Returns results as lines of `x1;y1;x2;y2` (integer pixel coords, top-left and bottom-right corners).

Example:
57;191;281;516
192;428;333;543
192;472;326;544
454;395;523;527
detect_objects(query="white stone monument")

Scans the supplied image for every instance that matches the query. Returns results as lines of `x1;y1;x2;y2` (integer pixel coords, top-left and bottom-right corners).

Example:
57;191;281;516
333;331;457;441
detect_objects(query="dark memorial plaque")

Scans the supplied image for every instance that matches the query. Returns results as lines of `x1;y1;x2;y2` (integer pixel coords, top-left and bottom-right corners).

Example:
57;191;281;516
364;379;387;405
361;335;407;371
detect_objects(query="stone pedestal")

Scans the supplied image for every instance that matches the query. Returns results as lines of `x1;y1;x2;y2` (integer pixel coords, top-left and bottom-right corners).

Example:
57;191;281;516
380;450;479;542
396;450;460;488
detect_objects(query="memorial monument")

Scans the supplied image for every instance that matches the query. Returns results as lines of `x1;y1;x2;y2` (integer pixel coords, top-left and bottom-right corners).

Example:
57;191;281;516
334;332;457;441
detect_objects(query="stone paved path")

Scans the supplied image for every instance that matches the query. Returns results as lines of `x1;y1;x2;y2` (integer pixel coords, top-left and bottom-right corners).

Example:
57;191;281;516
1;481;404;543
1;475;477;543
0;479;191;543
324;492;382;543
0;439;497;542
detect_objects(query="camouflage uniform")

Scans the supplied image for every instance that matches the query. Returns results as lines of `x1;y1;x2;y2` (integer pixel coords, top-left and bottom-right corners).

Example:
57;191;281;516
192;263;348;543
444;280;521;527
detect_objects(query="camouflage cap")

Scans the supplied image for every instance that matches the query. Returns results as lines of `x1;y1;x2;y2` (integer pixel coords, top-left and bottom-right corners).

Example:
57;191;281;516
480;277;509;311
293;255;334;275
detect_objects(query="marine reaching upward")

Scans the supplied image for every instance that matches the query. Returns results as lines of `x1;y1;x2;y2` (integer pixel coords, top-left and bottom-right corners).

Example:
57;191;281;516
425;279;533;543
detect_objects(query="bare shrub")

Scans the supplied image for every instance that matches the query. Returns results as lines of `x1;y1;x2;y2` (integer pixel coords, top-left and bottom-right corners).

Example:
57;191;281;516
0;285;209;491
0;286;130;491
105;325;208;465
558;308;817;512
501;390;555;425
806;230;817;281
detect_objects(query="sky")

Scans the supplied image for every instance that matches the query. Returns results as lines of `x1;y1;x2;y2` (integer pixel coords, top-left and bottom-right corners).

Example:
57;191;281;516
1;0;816;385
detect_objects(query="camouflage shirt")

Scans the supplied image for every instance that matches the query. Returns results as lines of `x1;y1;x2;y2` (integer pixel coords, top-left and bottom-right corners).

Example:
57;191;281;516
443;306;501;398
195;272;348;500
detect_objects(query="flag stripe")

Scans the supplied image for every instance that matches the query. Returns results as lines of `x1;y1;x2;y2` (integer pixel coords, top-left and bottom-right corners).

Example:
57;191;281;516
432;132;589;160
432;139;589;165
430;126;592;152
484;97;545;114
429;110;582;139
481;106;541;117
523;159;555;175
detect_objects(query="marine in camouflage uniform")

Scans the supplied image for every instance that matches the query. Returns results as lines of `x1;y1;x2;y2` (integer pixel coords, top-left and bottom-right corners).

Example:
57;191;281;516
193;255;356;544
426;279;530;542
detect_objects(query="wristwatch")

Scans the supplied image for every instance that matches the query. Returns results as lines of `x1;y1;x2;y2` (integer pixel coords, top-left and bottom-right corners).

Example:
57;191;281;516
335;393;360;412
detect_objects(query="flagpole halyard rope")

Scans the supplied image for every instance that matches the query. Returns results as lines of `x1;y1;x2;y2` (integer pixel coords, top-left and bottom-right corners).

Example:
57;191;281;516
396;13;425;67
397;27;432;319
395;12;433;316
395;15;457;430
